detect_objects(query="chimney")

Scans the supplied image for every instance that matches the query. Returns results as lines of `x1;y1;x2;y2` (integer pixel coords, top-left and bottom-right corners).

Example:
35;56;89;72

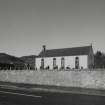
42;45;46;52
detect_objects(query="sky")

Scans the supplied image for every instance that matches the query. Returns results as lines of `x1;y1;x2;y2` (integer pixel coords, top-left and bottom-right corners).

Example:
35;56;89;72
0;0;105;57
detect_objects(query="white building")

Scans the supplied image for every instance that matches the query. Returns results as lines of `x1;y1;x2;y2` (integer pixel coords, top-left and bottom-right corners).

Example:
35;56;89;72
35;45;94;70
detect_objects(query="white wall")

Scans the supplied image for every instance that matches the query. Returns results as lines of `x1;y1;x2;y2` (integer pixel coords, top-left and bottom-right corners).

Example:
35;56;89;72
36;55;88;69
65;55;88;69
45;57;53;69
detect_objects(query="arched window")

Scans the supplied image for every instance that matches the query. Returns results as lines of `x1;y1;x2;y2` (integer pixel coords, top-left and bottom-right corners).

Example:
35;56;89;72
41;58;44;69
61;57;65;69
53;58;56;69
75;57;79;69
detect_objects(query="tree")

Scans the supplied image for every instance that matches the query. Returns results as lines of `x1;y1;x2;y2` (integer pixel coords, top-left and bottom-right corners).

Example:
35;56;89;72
94;51;105;68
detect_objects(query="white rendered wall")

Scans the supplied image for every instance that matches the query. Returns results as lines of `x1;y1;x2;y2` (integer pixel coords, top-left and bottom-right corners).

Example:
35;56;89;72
65;55;88;69
36;55;88;69
79;55;88;68
36;57;62;69
44;57;53;69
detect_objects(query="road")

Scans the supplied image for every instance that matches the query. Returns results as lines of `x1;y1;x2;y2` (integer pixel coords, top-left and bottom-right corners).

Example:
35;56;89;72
0;82;105;105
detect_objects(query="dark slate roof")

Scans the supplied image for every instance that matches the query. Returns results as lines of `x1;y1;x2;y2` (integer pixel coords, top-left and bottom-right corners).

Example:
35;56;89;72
37;45;92;57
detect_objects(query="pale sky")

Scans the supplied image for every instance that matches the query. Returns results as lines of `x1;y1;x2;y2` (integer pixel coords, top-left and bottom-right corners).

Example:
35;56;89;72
0;0;105;57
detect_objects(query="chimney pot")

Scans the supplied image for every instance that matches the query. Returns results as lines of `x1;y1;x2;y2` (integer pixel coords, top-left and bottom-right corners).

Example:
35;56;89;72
42;45;46;52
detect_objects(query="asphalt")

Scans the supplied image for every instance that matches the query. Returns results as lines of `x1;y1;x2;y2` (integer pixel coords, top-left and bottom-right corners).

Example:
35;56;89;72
0;81;105;105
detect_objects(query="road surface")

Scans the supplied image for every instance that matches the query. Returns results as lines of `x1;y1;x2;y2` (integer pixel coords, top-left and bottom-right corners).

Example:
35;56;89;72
0;82;105;105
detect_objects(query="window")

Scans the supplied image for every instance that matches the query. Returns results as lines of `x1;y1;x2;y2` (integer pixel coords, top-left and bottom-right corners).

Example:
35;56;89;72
41;58;44;69
75;57;79;69
53;58;56;69
61;57;65;69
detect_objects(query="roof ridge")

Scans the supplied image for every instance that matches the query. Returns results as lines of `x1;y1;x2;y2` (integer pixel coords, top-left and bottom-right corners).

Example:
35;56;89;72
46;45;91;51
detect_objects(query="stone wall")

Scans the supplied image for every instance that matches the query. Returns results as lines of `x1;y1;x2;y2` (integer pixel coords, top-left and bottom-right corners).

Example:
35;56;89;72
0;69;105;89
